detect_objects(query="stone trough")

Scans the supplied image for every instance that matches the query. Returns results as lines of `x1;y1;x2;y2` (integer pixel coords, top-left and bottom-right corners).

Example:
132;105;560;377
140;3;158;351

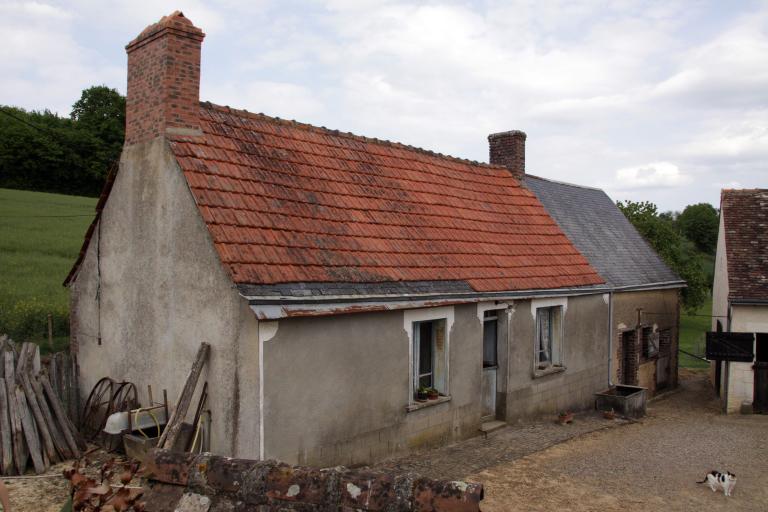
594;385;647;419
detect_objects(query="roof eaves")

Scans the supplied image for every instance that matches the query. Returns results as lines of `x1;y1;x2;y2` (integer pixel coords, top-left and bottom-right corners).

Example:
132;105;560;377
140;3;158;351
242;284;611;307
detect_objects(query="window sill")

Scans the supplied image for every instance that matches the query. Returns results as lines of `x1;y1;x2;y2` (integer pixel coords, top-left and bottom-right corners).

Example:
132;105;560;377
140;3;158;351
406;395;451;412
533;366;566;379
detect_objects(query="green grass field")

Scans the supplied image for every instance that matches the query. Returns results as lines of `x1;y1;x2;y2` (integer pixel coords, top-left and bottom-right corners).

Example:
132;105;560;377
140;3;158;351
679;296;713;368
0;188;96;351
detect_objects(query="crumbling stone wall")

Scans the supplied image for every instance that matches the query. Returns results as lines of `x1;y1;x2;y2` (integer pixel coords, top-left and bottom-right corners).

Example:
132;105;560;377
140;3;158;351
142;449;484;511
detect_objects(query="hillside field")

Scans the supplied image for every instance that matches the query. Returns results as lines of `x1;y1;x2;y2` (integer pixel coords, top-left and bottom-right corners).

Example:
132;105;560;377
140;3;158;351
679;296;713;368
0;188;96;351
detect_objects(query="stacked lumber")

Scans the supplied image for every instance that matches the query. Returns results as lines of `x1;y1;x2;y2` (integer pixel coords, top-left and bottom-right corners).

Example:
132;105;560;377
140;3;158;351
0;336;86;475
47;351;80;423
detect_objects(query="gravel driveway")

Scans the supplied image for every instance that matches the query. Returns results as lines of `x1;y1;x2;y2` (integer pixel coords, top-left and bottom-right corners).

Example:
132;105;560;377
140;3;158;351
469;370;768;511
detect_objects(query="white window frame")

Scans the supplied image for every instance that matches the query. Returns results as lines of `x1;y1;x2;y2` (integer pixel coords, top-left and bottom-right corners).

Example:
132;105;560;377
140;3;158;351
404;306;454;404
531;297;567;374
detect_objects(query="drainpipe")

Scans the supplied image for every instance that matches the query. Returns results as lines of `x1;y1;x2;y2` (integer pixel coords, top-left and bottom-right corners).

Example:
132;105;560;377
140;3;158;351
607;291;614;386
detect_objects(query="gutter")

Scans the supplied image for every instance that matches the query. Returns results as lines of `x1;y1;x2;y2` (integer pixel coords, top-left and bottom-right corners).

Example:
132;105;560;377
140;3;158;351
245;286;611;320
242;285;610;306
610;280;687;292
729;298;768;306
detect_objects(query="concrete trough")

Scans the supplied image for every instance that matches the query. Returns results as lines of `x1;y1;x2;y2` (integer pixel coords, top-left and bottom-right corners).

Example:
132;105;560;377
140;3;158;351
594;385;647;419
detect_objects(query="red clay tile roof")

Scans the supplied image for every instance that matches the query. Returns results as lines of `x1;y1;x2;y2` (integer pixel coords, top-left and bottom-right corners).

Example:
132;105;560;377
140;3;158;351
165;102;603;293
721;189;768;301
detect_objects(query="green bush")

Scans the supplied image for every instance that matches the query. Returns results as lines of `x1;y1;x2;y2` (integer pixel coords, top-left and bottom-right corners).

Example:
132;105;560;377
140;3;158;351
0;296;69;342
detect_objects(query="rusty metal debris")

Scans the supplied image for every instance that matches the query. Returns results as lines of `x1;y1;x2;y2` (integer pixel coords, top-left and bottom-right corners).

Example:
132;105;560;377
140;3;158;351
81;377;139;450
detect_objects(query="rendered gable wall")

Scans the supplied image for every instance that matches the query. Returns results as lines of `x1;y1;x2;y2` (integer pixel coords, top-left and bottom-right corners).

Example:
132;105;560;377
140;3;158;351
69;138;260;456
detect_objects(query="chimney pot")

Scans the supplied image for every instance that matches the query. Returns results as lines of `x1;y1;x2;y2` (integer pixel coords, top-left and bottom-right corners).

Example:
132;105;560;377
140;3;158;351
488;130;526;177
124;11;205;145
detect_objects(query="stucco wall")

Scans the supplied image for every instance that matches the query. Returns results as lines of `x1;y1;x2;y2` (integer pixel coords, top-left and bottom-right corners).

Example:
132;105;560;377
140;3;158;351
503;293;609;422
261;294;609;467
724;305;768;413
611;288;680;393
69;139;260;456
261;303;482;467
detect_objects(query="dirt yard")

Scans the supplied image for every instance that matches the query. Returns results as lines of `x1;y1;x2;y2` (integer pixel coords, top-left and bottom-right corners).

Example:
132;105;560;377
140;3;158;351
4;370;766;511
470;370;768;511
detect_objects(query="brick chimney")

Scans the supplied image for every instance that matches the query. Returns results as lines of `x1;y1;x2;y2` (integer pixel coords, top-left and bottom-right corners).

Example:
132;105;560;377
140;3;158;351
124;11;205;145
488;130;526;177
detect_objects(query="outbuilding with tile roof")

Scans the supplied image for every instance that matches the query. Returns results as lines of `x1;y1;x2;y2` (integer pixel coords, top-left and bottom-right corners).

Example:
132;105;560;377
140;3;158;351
523;175;685;396
711;189;768;413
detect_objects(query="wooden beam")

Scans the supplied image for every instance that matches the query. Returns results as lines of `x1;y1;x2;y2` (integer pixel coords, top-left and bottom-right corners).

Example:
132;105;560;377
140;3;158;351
3;351;14;385
0;380;14;475
40;374;82;457
15;342;31;376
31;376;72;460
15;386;46;474
158;343;210;450
5;355;27;475
19;373;58;464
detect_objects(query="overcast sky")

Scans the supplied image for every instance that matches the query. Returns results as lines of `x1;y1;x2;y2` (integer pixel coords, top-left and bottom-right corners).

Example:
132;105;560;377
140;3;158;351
2;0;766;211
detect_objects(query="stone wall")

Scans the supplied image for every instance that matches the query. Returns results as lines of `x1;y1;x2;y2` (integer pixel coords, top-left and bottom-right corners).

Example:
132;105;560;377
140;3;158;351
142;449;483;512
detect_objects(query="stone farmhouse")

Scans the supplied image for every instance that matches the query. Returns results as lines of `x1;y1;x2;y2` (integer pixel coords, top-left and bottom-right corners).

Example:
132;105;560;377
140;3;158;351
66;12;681;466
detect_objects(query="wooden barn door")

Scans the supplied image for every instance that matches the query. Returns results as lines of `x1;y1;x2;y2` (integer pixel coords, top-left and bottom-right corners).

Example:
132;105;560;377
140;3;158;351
754;334;768;414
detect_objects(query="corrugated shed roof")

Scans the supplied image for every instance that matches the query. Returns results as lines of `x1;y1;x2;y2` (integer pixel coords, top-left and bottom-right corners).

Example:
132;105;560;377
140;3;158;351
524;175;682;289
721;189;768;301
165;103;604;294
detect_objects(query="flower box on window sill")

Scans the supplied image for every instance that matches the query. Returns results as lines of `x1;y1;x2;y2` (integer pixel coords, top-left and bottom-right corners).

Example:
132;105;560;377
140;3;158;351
406;395;451;412
533;365;566;379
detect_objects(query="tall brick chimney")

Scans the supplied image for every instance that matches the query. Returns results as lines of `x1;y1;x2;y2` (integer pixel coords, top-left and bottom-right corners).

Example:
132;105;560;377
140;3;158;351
124;11;205;145
488;130;526;177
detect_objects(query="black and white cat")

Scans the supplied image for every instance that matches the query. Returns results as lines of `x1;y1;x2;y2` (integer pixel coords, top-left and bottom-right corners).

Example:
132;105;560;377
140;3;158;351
697;470;737;497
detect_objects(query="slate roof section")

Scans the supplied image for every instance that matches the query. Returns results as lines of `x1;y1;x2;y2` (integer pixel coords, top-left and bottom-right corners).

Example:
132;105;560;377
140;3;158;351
721;189;768;302
166;103;604;294
524;175;683;289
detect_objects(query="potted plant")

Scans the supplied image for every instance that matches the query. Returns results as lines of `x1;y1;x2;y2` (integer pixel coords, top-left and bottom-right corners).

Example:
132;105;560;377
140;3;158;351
557;411;574;425
427;387;440;400
416;387;429;402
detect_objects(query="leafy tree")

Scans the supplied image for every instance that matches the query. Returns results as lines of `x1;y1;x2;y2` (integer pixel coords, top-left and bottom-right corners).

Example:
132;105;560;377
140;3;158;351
0;85;125;196
617;200;708;312
71;85;125;150
677;203;719;255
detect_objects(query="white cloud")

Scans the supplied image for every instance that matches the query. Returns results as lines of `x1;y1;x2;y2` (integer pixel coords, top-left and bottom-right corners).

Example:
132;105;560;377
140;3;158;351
204;80;326;122
615;162;692;189
680;111;768;161
2;0;766;211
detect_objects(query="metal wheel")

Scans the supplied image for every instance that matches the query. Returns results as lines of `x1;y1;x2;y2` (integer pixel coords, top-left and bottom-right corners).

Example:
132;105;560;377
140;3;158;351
81;377;115;440
103;382;139;451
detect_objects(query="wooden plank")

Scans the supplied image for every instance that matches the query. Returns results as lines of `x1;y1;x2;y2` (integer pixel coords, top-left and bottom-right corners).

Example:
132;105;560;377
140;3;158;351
158;342;210;450
49;353;59;399
0;380;14;475
3;351;14;384
19;373;58;463
31;344;40;377
68;354;79;424
31;376;72;460
15;386;46;474
0;336;6;380
5;361;27;475
15;342;31;376
40;374;81;457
